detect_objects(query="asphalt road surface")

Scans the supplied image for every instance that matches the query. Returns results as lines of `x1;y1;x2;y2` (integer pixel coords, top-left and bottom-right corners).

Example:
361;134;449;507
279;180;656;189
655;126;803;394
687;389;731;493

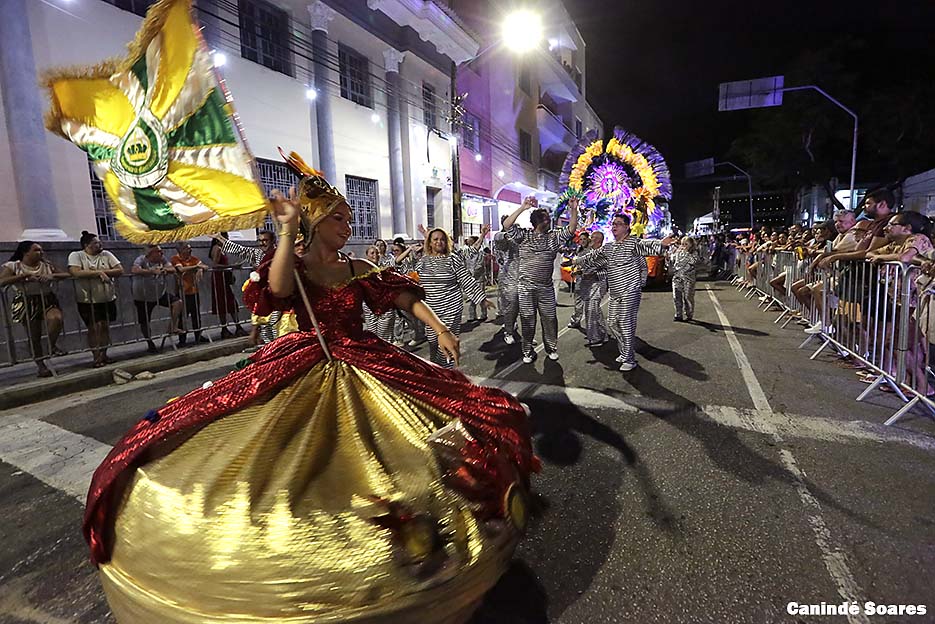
2;279;933;624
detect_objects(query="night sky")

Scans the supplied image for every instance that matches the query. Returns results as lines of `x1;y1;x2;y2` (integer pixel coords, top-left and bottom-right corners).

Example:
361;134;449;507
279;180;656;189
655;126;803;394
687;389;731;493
562;0;935;226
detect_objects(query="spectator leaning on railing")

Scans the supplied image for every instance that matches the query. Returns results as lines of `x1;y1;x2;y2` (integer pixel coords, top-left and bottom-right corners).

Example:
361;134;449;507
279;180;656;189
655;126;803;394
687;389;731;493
171;242;210;345
131;244;184;353
1;241;70;377
816;188;895;269
68;231;123;368
207;234;247;339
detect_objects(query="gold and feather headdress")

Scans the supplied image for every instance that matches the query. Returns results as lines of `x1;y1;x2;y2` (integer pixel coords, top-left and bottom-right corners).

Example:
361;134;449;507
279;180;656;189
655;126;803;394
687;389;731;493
278;148;349;229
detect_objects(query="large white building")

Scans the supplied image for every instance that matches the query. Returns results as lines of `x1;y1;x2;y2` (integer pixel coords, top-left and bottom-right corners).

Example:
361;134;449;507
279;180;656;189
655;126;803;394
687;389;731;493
0;0;602;256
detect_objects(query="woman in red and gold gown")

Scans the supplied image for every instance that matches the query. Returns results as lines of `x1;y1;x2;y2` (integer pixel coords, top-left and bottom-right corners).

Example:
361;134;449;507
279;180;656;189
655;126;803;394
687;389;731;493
83;168;538;623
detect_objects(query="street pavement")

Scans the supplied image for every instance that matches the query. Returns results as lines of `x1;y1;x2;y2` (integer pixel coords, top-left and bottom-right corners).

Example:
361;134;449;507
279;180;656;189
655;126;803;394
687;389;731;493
1;278;934;624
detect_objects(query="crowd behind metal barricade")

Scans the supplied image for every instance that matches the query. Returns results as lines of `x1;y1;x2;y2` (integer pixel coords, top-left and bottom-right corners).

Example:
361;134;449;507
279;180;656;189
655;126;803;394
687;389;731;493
723;188;935;427
1;233;255;377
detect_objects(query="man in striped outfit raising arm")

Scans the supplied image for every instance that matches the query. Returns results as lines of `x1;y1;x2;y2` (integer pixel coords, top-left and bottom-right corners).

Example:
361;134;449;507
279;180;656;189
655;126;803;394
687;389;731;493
572;213;674;371
502;195;579;364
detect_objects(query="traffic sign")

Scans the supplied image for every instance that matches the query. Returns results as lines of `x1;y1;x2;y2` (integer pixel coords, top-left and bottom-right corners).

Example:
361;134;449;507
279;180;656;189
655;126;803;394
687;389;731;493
685;158;715;178
718;76;784;111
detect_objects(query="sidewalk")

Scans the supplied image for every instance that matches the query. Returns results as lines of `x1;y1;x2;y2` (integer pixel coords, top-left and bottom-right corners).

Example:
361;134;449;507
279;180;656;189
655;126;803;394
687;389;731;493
0;337;250;411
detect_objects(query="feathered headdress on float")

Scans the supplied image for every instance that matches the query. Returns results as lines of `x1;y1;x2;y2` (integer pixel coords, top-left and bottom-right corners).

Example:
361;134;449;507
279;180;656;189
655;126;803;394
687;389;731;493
556;126;672;237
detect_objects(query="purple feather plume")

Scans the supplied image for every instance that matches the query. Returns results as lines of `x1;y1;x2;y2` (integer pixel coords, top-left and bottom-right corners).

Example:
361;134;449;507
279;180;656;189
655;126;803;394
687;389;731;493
559;128;602;188
611;126;672;200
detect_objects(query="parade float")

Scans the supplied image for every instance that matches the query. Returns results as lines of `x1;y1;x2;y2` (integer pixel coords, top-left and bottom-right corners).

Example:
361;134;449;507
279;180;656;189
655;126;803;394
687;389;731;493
556;127;674;284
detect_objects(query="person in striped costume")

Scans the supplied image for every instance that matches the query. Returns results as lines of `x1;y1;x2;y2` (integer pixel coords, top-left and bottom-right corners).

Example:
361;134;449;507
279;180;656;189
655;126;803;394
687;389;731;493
493;216;521;344
577;230;609;346
502;195;579;363
217;231;282;345
391;240;426;346
461;225;492;322
572;213;674;371
668;236;702;322
415;228;492;368
567;231;591;329
362;245;397;342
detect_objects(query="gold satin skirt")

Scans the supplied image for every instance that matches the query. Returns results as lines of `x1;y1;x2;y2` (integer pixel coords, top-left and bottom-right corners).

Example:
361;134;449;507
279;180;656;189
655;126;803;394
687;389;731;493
100;360;519;623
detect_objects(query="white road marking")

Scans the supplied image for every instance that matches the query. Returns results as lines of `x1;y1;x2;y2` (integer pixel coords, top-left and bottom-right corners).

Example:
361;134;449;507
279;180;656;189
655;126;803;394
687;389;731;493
705;285;870;624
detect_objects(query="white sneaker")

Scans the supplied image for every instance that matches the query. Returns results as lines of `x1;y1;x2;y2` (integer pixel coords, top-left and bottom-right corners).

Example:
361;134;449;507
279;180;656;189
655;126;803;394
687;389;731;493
522;355;534;364
758;295;769;303
615;355;625;363
547;352;559;361
804;322;823;335
406;339;420;347
503;334;515;345
619;362;637;371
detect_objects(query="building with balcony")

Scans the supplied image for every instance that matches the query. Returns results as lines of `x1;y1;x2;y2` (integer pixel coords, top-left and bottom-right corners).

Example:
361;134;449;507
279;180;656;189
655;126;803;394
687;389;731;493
0;0;480;255
449;0;603;234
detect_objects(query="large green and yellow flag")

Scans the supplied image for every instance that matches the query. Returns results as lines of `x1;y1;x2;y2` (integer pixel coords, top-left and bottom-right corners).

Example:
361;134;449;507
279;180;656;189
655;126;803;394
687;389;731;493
44;0;268;243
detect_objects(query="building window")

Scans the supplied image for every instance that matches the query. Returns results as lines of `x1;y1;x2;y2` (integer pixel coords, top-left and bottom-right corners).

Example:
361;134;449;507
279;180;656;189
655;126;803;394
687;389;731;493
346;175;378;240
103;0;156;17
239;0;293;77
423;83;437;129
518;63;531;96
519;130;533;163
255;157;299;233
575;118;583;139
89;159;119;241
461;112;481;152
426;187;438;230
339;45;373;108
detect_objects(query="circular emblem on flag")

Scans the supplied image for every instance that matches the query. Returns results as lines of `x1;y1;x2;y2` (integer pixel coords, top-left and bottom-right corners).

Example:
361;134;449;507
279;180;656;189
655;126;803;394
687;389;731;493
111;107;169;188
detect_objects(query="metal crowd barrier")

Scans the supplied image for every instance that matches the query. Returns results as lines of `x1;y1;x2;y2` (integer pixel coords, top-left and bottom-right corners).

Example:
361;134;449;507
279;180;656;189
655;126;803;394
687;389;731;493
729;249;935;427
1;267;253;374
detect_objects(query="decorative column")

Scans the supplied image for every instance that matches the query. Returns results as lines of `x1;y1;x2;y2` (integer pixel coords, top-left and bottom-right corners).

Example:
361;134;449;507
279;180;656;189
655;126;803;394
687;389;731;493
383;48;407;237
308;1;336;183
0;0;67;240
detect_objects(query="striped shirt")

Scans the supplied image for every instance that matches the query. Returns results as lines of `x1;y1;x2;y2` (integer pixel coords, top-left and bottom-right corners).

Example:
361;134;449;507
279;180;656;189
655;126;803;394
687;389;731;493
414;253;486;316
503;225;573;286
493;232;519;283
458;246;485;281
222;239;267;267
575;238;664;296
668;249;701;276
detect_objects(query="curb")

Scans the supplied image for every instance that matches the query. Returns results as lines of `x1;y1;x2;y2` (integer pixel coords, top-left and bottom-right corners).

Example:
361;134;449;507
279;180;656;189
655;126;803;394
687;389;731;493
0;338;251;411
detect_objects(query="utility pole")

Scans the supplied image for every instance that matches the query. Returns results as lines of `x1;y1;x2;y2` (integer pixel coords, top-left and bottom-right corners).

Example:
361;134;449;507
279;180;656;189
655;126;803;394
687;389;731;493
449;61;463;241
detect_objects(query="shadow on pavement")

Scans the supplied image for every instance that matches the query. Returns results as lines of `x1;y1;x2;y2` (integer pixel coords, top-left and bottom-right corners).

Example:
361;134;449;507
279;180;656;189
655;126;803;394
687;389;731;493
690;319;769;337
634;337;708;381
471;560;549;623
600;375;884;533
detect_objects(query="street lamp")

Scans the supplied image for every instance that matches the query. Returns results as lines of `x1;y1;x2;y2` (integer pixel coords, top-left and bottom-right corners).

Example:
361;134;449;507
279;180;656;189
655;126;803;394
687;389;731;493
502;10;543;53
450;9;542;239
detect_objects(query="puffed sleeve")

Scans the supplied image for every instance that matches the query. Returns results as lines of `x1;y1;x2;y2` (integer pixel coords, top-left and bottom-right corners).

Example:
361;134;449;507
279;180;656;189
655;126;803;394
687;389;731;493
357;268;425;316
241;256;299;317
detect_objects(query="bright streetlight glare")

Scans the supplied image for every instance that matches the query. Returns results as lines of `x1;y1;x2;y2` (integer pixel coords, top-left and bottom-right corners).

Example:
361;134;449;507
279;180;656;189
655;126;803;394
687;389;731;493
502;10;542;53
371;113;380;123
305;88;317;101
212;52;227;68
474;153;483;162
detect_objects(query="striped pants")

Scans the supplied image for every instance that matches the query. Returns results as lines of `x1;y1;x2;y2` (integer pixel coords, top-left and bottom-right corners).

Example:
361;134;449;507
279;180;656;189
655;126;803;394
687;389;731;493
518;282;558;357
608;290;642;365
498;276;520;335
570;276;583;325
426;302;463;368
672;274;697;320
579;276;607;344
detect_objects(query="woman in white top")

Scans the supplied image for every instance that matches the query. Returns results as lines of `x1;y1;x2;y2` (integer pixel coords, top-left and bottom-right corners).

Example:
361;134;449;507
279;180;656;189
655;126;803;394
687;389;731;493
0;241;70;377
67;231;124;368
